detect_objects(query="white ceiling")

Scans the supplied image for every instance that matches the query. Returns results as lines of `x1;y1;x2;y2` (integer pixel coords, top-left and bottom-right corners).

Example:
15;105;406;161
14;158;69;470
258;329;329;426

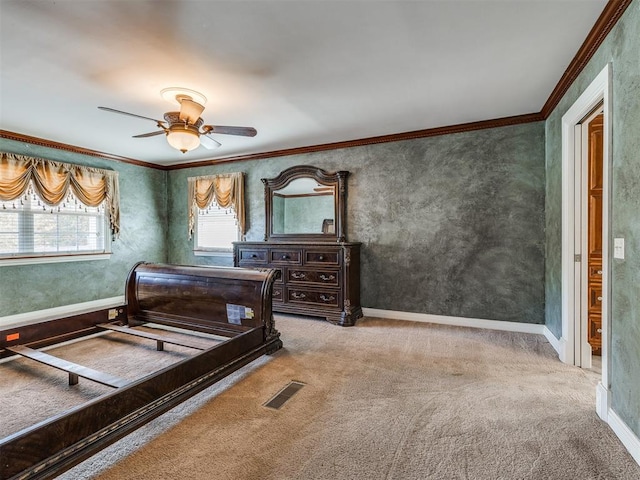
0;0;608;167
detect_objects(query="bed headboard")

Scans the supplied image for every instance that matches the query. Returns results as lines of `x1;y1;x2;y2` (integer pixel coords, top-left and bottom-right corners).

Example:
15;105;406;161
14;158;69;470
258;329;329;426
126;262;280;341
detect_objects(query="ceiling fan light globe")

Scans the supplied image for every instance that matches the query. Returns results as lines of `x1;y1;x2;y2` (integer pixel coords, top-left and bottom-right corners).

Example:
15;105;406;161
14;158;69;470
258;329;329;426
166;126;200;153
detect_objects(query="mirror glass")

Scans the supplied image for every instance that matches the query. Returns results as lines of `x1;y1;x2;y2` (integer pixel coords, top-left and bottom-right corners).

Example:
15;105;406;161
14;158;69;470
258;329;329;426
272;178;335;234
263;165;347;242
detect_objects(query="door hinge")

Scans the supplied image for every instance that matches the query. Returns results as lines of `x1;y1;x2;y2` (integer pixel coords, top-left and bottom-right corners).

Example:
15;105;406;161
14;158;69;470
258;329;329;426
574;254;581;262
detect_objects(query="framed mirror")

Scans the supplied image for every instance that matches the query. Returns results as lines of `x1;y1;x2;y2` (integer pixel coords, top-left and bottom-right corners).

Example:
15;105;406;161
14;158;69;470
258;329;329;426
263;165;348;242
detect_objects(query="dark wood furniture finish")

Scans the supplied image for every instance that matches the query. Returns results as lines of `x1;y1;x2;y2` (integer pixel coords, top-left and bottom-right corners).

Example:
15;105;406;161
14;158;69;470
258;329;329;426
0;262;281;480
0;307;128;359
6;345;129;388
263;165;348;243
235;165;362;326
235;241;362;326
97;322;215;351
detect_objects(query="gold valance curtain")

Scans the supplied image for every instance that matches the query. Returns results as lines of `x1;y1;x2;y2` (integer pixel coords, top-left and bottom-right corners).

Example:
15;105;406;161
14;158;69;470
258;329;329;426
188;172;245;238
0;152;121;237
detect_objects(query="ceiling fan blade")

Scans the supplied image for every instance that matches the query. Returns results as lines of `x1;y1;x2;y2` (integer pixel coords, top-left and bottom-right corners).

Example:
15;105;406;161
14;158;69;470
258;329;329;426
200;134;222;149
98;106;164;124
132;131;166;138
203;125;257;137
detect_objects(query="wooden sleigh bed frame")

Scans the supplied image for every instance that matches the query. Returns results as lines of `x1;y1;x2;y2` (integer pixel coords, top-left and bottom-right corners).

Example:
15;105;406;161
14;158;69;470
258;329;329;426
0;262;282;480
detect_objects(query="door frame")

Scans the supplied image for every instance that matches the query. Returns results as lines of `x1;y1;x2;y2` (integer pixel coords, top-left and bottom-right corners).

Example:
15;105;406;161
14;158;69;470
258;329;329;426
560;63;611;420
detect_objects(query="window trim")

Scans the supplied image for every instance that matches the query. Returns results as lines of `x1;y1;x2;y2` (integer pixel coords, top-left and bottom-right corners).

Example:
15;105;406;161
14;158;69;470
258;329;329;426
193;250;234;258
0;252;112;267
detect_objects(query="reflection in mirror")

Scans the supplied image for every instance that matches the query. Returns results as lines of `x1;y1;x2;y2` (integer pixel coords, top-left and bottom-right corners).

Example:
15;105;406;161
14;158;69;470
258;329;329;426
272;178;335;234
263;165;348;242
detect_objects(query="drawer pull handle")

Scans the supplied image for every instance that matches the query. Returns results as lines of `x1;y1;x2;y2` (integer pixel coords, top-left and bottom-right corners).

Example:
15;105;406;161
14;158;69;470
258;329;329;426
597;270;603;275
291;272;306;279
597;296;603;301
291;292;306;300
597;328;603;333
320;294;335;302
251;254;258;258
319;274;335;281
318;255;324;261
281;255;289;260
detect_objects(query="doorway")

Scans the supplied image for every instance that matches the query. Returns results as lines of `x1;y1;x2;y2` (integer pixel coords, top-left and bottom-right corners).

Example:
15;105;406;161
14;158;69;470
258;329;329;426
560;63;611;420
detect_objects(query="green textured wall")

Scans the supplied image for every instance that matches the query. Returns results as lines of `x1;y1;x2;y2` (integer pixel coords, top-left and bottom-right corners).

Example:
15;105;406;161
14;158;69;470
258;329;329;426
545;0;640;438
168;121;546;324
0;139;167;316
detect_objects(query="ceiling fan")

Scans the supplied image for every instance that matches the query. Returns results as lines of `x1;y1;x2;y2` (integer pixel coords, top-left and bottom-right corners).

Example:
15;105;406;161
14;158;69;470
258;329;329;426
98;88;257;154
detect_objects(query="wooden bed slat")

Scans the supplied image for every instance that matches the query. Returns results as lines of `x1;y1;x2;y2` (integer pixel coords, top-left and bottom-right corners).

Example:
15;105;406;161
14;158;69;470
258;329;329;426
97;323;216;351
6;346;129;388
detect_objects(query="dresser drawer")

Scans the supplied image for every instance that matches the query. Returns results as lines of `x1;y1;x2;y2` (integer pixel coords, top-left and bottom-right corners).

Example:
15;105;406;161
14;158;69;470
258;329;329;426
234;241;362;326
287;288;340;307
237;248;268;263
589;285;603;310
270;249;302;264
588;265;603;279
304;250;339;266
287;268;340;286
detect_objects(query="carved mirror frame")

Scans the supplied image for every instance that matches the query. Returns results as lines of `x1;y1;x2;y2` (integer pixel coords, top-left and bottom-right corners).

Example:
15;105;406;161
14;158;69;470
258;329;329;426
263;165;348;242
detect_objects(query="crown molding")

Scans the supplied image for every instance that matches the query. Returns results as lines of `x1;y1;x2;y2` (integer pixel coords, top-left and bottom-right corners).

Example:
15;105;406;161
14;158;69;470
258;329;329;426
540;0;633;118
1;113;544;171
1;0;631;169
165;112;544;170
0;130;167;170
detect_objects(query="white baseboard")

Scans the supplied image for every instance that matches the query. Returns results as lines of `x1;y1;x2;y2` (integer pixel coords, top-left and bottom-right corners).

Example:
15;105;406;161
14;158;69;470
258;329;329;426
542;329;573;365
596;381;610;421
557;337;570;364
543;326;561;355
608;409;640;466
362;308;546;335
0;296;126;329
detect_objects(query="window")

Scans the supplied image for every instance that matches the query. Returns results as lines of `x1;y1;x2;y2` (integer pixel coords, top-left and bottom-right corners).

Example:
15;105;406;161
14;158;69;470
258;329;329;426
0;152;120;265
188;173;245;256
0;190;110;259
194;200;240;253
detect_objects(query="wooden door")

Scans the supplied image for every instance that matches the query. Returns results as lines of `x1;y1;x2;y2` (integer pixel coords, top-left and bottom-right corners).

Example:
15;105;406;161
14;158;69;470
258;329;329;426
587;112;603;355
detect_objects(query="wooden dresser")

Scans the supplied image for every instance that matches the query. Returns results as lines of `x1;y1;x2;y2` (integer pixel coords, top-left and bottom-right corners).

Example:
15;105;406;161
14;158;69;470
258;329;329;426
234;241;362;326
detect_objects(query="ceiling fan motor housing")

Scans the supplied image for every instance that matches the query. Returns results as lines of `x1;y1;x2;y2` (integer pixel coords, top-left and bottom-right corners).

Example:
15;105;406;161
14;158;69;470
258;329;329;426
163;112;204;128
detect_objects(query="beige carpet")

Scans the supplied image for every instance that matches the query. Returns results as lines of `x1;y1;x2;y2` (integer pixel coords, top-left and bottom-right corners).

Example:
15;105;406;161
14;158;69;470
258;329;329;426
6;315;640;479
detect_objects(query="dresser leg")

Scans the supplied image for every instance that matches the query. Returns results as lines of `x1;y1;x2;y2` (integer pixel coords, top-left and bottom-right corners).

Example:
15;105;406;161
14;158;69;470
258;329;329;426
334;307;363;327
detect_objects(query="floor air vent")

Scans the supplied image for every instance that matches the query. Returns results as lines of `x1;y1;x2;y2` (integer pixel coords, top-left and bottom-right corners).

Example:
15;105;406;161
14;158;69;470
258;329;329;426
264;381;305;410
